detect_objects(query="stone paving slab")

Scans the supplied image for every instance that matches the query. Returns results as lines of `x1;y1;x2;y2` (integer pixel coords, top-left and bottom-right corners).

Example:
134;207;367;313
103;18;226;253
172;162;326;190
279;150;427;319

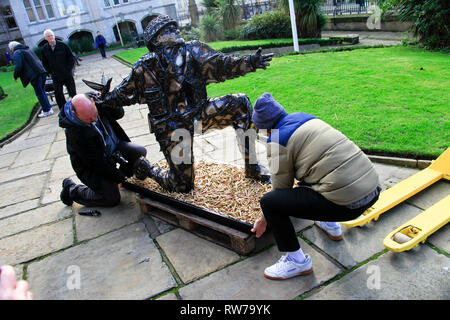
0;202;72;239
302;203;423;269
74;189;144;242
0;133;56;155
46;139;68;159
27;223;176;300
307;245;449;300
373;162;419;189
0;152;17;169
0;199;40;220
26;123;60;140
11;144;50;168
406;180;450;210
427;224;449;253
48;155;76;183
0;159;52;184
0;218;73;265
156;228;241;284
178;238;342;300
131;134;159;148
41;174;83;205
0;174;47;208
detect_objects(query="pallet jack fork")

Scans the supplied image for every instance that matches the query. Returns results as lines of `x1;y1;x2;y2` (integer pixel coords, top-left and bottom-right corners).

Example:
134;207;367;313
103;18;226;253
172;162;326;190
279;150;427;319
341;148;450;251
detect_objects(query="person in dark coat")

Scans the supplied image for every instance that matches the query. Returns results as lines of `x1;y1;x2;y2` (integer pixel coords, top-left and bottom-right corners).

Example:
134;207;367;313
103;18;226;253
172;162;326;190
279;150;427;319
59;93;148;207
41;29;77;110
95;31;107;59
9;41;53;118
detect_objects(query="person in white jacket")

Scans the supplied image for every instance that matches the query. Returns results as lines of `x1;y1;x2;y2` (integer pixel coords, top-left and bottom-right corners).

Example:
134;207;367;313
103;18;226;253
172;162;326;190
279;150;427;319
251;93;381;280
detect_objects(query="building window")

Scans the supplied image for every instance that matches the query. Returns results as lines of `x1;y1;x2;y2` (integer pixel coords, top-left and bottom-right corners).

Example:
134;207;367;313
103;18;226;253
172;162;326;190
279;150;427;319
23;0;55;22
57;0;85;16
23;0;36;22
2;6;18;29
104;0;133;7
33;0;46;20
44;0;55;18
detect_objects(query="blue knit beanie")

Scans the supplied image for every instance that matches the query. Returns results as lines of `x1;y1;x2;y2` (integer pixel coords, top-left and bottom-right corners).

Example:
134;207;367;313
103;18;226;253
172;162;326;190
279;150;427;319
252;93;288;129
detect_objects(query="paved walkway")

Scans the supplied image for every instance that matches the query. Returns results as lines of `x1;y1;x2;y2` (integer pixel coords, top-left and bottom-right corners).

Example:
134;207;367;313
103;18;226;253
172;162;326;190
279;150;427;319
0;41;448;300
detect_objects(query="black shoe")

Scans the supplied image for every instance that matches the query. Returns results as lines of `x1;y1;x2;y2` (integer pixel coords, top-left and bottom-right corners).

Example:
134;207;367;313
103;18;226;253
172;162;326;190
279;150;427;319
60;178;74;206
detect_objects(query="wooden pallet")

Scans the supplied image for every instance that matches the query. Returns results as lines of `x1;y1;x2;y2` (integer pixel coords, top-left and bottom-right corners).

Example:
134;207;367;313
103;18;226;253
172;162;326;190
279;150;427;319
136;194;273;255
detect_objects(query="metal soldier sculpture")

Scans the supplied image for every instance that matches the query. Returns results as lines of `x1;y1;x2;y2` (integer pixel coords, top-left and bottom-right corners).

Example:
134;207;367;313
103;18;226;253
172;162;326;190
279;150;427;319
89;15;274;193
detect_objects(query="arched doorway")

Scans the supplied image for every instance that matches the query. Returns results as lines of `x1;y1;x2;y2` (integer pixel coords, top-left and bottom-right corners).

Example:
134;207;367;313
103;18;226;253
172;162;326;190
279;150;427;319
68;30;93;42
113;21;137;43
68;30;94;53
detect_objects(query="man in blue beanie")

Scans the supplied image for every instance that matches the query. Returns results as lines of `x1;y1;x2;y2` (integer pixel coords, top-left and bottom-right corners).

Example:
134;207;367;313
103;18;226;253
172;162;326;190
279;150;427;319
251;93;381;280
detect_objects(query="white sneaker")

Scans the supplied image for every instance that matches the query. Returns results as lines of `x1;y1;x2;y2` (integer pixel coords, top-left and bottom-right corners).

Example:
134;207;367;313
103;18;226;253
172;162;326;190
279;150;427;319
264;254;312;280
314;221;343;241
38;109;54;118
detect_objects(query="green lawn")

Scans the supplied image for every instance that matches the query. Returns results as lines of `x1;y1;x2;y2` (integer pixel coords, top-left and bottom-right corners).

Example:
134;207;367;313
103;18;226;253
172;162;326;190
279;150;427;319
0;71;38;141
206;46;450;159
115;45;449;158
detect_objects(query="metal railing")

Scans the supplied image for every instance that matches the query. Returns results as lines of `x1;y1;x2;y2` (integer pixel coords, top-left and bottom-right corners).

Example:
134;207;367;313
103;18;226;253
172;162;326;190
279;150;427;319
176;0;382;27
321;0;381;15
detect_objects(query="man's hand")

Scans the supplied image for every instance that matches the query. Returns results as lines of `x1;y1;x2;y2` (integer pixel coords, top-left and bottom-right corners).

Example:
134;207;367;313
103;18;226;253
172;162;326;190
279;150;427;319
250;48;274;70
251;217;267;238
0;265;33;300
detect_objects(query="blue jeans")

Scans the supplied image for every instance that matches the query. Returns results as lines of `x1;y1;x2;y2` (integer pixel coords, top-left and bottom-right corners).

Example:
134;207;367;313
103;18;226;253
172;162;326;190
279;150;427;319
30;73;52;113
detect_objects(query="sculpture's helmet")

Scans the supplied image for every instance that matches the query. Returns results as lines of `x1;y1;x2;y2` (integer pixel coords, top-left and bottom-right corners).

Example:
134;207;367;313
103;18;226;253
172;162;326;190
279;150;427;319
143;14;178;46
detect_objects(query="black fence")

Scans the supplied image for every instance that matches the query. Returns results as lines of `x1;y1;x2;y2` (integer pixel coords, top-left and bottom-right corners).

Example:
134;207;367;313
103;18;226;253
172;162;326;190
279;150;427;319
321;0;381;15
176;0;382;27
176;0;280;27
241;0;280;20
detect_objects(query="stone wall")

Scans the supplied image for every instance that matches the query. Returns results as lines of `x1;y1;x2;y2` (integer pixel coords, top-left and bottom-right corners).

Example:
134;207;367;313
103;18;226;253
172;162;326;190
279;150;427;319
324;14;412;32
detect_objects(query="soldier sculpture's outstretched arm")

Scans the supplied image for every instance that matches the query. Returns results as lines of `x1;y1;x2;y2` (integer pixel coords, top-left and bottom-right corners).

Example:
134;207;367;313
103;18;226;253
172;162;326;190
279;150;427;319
99;61;149;109
190;41;273;84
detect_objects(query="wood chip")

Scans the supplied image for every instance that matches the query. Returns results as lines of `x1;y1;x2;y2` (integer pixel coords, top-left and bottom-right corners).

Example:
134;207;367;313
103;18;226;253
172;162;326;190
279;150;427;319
127;160;271;224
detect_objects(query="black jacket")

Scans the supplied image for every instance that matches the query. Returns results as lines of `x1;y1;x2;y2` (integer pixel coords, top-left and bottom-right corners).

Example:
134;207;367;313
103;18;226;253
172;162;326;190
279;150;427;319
12;44;47;88
59;104;131;190
41;40;75;81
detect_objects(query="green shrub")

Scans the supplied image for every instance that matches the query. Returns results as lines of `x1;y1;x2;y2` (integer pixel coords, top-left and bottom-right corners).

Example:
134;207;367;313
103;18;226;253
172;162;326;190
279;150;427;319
33;46;42;60
184;27;201;41
379;0;450;49
200;15;222;42
239;11;292;40
121;33;133;45
222;28;241;40
279;0;324;38
79;37;93;52
68;40;81;54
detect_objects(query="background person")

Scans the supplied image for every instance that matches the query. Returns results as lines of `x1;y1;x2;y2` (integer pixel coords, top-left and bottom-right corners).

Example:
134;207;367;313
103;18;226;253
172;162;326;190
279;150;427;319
59;94;148;207
41;29;77;110
95;31;107;59
250;93;381;280
9;41;54;118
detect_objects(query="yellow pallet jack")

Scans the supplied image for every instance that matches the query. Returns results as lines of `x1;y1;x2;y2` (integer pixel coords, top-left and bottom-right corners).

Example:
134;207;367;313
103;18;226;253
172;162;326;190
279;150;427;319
341;148;450;252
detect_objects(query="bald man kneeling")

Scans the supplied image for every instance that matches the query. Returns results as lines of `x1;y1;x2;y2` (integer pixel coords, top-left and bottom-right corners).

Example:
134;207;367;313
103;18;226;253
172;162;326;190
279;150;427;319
59;93;148;207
